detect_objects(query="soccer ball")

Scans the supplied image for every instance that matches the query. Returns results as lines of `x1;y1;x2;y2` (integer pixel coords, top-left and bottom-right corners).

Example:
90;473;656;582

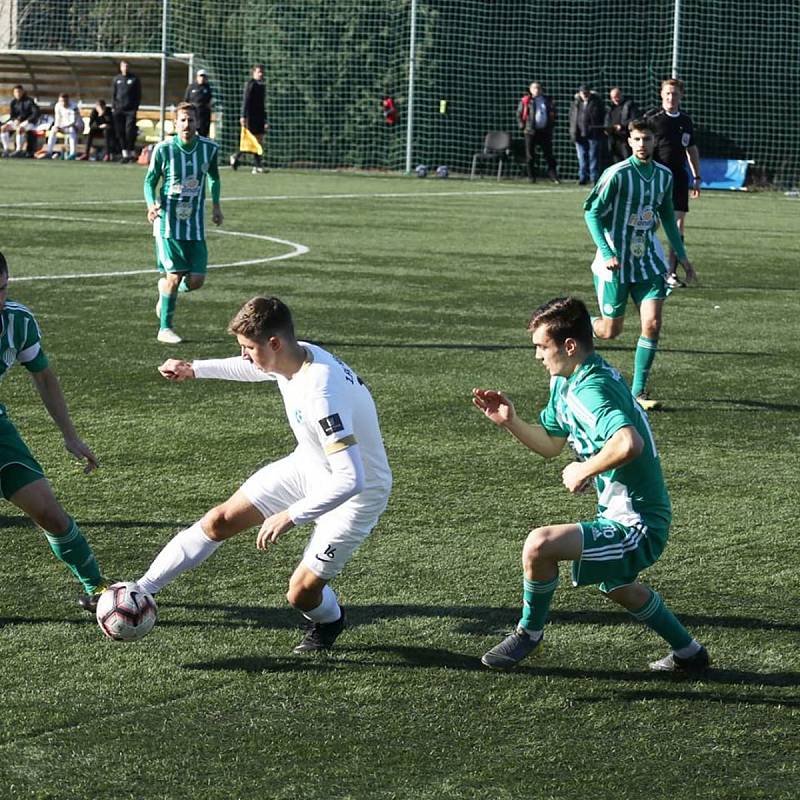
415;164;428;178
436;165;449;178
96;582;157;642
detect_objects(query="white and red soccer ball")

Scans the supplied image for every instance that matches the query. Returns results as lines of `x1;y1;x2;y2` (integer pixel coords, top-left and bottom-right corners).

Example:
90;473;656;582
96;582;157;642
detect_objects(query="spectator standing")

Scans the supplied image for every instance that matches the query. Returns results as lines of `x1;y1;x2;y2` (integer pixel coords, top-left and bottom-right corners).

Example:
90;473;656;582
184;68;214;137
230;64;268;174
79;99;116;161
46;93;84;160
112;60;141;164
606;87;640;163
645;78;701;289
1;85;40;157
569;84;606;184
516;81;559;183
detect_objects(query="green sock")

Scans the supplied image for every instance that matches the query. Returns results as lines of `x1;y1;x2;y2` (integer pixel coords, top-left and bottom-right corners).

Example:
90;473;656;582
44;518;103;594
518;574;559;634
628;589;692;650
159;292;177;329
632;335;658;396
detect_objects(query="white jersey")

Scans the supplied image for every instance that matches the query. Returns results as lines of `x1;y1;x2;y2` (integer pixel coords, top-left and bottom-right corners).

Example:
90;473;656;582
192;342;392;505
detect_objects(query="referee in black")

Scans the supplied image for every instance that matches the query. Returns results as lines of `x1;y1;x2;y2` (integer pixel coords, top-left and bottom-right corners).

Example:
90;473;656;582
184;68;214;138
646;78;701;288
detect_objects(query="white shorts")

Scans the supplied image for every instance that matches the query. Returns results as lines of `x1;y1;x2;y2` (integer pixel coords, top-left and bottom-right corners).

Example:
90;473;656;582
240;452;389;580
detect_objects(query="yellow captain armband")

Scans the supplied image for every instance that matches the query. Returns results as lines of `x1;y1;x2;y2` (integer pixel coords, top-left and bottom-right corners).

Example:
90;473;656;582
324;434;357;455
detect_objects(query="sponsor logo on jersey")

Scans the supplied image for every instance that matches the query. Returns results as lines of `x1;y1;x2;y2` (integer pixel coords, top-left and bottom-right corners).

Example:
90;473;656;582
628;205;655;230
175;201;193;221
318;413;344;436
294;409;303;424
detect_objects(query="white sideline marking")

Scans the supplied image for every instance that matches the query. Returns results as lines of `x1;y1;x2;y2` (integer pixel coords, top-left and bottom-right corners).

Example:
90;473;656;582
0;186;575;209
0;212;309;282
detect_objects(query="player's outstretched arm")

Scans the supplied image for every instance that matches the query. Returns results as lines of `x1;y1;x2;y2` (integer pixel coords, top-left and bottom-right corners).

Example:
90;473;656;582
472;388;566;458
158;359;196;381
30;367;99;473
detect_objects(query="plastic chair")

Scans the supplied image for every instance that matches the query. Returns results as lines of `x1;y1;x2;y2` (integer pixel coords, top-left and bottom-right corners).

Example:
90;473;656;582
470;131;512;180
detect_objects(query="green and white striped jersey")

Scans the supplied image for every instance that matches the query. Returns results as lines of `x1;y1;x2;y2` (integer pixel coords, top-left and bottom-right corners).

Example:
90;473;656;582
539;353;671;529
583;157;682;283
0;301;49;415
144;135;221;240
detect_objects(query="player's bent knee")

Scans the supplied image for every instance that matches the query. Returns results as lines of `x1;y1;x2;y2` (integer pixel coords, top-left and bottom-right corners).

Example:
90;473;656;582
523;527;552;565
186;274;205;291
200;505;238;541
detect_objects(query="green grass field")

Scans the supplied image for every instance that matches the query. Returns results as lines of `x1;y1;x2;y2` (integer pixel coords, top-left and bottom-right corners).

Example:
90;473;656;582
0;162;798;800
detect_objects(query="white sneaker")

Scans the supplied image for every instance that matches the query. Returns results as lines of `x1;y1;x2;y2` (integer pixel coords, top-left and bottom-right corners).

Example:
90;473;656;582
251;166;264;174
157;328;183;344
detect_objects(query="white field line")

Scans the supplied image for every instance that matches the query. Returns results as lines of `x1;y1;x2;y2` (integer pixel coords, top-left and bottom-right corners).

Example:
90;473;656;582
0;211;309;281
0;186;576;209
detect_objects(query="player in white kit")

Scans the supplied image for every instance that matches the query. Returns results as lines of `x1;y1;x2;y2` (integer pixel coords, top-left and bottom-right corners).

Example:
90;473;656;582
137;296;392;653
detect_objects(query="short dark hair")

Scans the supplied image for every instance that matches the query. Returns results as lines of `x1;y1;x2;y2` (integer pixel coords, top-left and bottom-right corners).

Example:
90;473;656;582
253;63;265;71
12;84;23;92
0;251;8;276
228;296;295;342
527;296;593;350
628;117;654;135
175;101;196;117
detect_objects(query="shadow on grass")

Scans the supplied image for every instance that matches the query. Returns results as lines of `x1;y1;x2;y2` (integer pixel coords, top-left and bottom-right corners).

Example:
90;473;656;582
156;602;800;636
182;644;800;703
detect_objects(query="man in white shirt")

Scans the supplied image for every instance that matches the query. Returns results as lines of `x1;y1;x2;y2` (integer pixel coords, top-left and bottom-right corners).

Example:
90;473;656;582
46;93;84;160
137;296;392;653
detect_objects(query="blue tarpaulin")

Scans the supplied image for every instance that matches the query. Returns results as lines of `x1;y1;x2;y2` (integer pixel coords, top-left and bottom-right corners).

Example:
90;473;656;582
692;158;752;190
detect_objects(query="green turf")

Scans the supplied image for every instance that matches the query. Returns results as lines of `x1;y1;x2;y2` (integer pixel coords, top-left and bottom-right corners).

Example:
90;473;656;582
0;161;798;800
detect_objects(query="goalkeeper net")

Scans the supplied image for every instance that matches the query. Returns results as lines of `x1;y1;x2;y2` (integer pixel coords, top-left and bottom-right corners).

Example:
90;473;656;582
2;0;797;184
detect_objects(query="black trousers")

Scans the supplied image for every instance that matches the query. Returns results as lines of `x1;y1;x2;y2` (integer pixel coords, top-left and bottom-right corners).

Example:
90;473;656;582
113;110;137;151
524;129;558;180
196;108;211;138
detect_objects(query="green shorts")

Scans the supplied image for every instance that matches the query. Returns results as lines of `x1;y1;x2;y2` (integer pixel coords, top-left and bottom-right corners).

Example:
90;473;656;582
594;272;667;319
0;412;45;500
154;237;208;275
572;517;668;593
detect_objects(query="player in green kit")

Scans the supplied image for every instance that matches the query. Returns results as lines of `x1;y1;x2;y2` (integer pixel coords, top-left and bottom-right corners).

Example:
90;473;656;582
0;252;108;612
145;102;223;344
473;296;709;674
583;117;696;410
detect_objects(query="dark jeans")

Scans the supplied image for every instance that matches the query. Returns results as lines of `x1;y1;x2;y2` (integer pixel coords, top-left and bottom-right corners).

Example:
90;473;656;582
113;110;138;151
575;138;601;183
524;129;558;181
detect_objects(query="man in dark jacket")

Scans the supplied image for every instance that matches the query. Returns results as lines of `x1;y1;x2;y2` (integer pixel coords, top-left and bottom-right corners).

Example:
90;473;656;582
230;64;268;174
569;85;606;184
112;60;142;163
516;81;559;183
184;69;214;137
606;87;640;163
1;85;40;157
79;99;116;160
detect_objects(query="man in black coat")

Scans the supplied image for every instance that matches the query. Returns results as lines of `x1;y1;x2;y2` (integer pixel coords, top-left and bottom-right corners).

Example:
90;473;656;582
184;69;214;137
568;85;606;184
112;60;142;163
606;87;640;163
230;64;268;174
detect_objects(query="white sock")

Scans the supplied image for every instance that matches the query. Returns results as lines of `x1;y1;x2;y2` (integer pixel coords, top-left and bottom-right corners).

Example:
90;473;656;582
674;639;702;659
137;521;221;595
302;584;341;624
